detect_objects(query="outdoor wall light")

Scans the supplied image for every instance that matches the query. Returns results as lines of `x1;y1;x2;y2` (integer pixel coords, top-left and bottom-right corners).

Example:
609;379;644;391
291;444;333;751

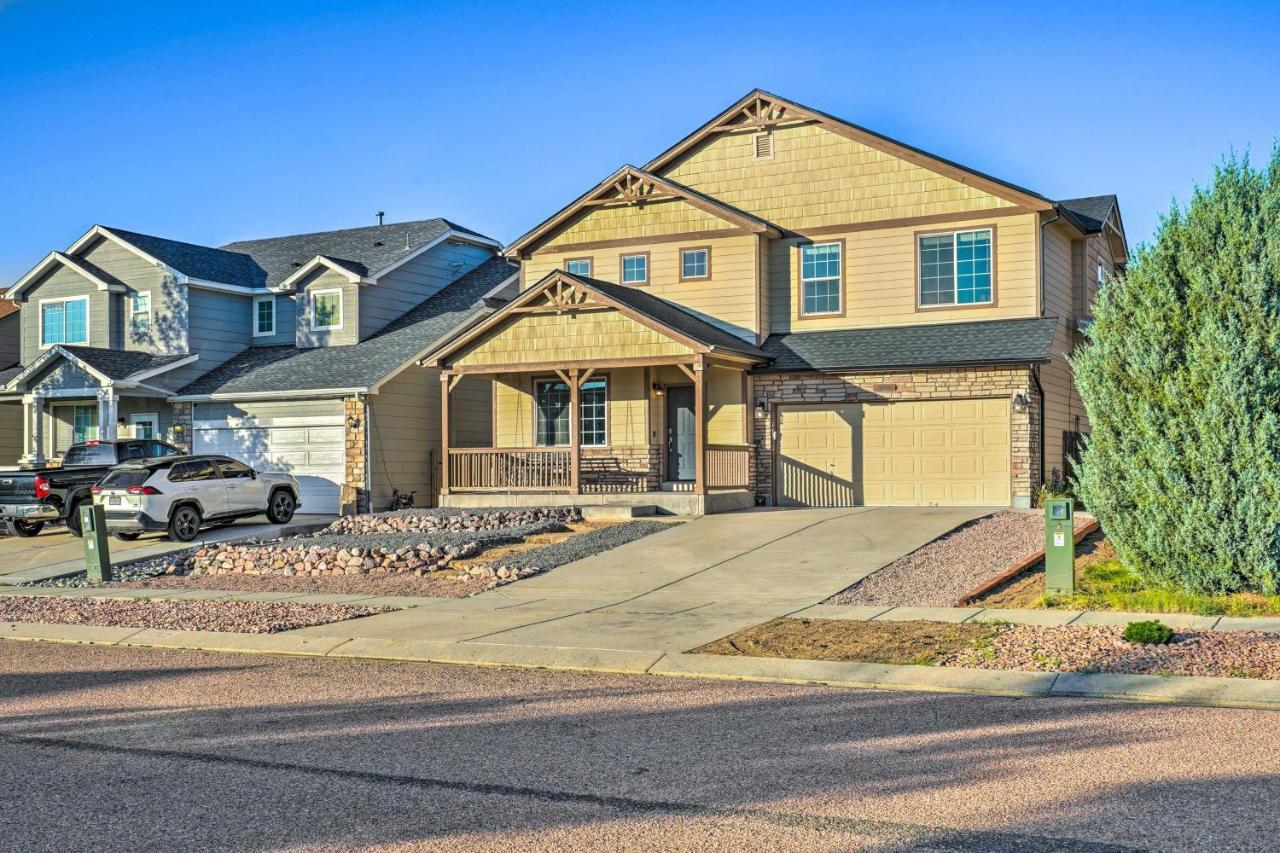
652;383;664;397
1012;392;1029;413
347;415;362;429
755;398;768;417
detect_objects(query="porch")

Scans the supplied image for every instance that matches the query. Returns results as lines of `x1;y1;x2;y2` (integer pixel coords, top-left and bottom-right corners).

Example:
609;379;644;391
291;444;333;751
426;270;768;514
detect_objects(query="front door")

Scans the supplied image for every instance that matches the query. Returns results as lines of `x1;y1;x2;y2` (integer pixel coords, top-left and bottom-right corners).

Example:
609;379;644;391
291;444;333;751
666;385;696;482
130;413;158;440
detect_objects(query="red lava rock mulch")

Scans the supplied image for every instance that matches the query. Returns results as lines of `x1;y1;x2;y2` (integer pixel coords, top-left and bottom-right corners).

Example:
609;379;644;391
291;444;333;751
942;624;1280;680
826;510;1094;607
0;596;387;634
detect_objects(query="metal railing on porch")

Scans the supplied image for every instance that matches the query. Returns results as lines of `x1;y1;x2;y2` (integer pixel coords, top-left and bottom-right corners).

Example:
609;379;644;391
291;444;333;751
706;444;750;489
447;447;573;492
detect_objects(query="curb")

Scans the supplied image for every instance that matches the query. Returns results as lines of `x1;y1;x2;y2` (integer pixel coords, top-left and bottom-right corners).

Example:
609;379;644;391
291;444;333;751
5;623;1280;711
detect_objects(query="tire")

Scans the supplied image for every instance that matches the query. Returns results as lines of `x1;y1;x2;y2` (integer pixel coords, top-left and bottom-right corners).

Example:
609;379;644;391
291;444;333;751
167;505;202;543
10;520;44;537
266;489;296;525
113;531;141;542
64;502;84;538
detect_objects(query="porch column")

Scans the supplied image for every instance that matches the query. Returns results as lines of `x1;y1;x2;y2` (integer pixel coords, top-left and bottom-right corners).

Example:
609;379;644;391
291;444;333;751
439;372;452;496
694;356;706;495
29;393;46;465
97;388;118;441
569;368;581;493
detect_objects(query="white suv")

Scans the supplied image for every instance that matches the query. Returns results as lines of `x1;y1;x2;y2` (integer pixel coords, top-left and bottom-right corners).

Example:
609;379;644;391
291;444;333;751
94;455;302;542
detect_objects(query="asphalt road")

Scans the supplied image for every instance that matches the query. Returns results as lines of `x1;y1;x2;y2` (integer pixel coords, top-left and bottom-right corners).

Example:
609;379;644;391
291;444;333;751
2;642;1276;851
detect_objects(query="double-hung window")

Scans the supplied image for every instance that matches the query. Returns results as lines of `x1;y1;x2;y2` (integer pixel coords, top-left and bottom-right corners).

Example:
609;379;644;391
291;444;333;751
310;289;343;330
254;296;275;337
130;292;151;335
680;248;709;281
40;296;89;347
918;228;993;306
620;253;648;285
535;377;608;447
800;242;842;315
565;258;592;276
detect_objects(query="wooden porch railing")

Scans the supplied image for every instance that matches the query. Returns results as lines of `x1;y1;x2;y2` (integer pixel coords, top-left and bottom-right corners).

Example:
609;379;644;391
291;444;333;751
706;444;750;489
447;448;573;492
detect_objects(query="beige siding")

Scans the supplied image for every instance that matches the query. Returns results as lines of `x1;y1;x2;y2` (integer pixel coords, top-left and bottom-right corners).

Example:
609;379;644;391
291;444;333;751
454;310;693;367
662;122;1018;231
706;364;746;444
526;233;760;340
544;197;727;248
768;213;1039;332
492;367;649;450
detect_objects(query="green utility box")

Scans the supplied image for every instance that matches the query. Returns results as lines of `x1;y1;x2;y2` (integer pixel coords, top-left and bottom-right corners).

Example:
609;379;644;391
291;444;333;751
1044;498;1075;595
80;503;113;583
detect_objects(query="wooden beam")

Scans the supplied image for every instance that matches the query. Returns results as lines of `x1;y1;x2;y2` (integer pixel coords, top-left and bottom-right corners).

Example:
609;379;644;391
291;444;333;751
447;374;463;393
576;368;596;388
676;361;698;383
439;373;452;496
569;368;581;494
451;354;705;376
553;368;572;387
693;356;706;496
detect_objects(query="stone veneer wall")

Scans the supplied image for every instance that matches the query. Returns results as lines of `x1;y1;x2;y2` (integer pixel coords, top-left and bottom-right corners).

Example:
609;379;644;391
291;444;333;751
751;365;1040;507
341;396;370;516
169;402;192;453
580;446;662;493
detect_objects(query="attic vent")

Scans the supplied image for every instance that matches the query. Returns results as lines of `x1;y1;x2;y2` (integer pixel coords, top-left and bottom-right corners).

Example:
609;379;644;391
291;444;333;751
291;261;303;267
753;131;774;160
373;241;385;247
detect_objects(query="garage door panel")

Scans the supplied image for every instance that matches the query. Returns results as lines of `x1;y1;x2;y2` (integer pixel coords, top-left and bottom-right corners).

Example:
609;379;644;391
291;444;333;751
193;422;345;515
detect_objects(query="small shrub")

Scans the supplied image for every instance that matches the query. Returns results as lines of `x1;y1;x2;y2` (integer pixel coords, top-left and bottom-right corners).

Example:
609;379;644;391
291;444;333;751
1122;620;1175;645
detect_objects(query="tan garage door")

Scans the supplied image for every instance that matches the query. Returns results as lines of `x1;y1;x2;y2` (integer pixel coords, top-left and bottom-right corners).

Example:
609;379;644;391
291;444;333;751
776;399;1010;507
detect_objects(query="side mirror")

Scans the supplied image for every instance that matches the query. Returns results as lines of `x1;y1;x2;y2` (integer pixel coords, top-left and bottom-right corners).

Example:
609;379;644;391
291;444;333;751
250;470;258;479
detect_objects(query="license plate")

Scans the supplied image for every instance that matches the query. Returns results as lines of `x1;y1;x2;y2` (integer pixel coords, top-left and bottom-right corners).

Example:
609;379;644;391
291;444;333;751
109;496;121;506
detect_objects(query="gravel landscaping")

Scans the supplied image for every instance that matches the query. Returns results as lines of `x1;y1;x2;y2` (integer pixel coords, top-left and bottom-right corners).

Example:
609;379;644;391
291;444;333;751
701;616;1280;681
475;520;673;587
0;595;385;634
826;510;1094;607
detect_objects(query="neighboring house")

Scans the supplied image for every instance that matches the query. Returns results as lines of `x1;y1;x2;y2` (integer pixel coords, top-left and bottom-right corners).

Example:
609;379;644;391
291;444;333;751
0;220;517;513
0;301;21;466
425;90;1127;512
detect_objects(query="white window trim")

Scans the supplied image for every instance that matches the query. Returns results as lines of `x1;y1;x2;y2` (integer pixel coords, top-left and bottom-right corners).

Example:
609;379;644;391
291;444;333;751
39;295;91;349
680;248;710;280
564;258;592;276
253;295;276;337
309;288;344;331
579;376;609;448
130;412;159;439
917;228;995;309
620;253;648;285
130;290;152;333
799;241;843;317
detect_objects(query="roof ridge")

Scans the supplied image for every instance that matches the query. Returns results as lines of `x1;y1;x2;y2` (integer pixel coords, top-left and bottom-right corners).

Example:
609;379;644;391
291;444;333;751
100;226;250;258
219;218;449;248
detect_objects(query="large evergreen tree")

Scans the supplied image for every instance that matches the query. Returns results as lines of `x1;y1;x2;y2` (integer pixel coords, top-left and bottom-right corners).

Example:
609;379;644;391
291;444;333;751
1074;147;1280;594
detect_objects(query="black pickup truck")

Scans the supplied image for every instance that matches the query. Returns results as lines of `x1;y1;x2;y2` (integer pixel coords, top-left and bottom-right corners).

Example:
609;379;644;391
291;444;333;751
0;439;182;537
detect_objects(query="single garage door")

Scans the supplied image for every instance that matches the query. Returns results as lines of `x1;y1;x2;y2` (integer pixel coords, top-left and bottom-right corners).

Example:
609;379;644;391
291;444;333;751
776;399;1010;507
193;401;346;514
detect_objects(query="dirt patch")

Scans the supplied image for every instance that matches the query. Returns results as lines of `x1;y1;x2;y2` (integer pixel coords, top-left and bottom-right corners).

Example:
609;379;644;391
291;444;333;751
972;530;1113;609
695;618;996;666
0;596;385;634
826;511;1094;607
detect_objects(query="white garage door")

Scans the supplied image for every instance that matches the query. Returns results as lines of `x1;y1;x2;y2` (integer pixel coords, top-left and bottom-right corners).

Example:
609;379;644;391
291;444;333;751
193;401;346;514
777;399;1011;507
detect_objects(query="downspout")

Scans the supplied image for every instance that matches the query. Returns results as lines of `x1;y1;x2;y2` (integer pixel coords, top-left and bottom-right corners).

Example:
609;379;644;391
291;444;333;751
1036;209;1061;490
1031;366;1046;489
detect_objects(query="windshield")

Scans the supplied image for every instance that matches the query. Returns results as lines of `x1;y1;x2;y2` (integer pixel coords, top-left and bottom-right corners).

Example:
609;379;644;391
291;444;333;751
99;469;152;489
62;443;116;466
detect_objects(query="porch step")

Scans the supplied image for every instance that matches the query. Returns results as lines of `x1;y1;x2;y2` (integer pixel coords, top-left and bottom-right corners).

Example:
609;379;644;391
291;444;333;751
580;505;658;522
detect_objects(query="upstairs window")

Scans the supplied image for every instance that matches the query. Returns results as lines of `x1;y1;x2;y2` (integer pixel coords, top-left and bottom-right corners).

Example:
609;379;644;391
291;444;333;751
254;296;275;337
800;242;842;316
680;247;710;281
918;228;993;307
130;292;151;335
40;296;89;347
565;258;592;276
310;288;343;331
620;253;648;285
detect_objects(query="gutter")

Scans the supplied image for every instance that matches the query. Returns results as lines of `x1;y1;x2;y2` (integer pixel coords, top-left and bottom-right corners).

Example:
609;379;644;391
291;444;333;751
168;387;369;403
749;356;1053;375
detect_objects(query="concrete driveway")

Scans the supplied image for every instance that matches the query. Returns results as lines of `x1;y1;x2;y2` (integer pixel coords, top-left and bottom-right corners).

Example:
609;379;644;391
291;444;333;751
292;506;990;656
0;514;336;585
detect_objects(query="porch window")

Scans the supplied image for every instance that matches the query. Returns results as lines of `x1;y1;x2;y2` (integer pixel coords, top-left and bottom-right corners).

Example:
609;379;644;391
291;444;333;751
40;296;89;347
800;242;842;315
620;253;648;285
919;228;993;306
535;377;608;447
130;292;151;335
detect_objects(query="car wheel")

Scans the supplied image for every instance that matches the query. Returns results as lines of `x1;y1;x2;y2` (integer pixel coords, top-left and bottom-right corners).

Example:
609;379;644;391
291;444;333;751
11;520;44;537
64;502;84;538
167;505;202;543
266;490;296;525
113;531;141;542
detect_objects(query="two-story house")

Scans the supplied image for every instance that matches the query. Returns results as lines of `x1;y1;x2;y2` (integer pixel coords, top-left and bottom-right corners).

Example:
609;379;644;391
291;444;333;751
0;220;517;514
424;90;1127;512
0;301;21;465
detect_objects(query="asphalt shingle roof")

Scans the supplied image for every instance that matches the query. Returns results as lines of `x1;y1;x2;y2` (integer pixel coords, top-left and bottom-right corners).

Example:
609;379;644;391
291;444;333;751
562;272;768;359
220;219;494;289
102;227;266;288
758;318;1060;372
0;365;21;386
177;257;517;396
1056;196;1117;234
61;347;192;381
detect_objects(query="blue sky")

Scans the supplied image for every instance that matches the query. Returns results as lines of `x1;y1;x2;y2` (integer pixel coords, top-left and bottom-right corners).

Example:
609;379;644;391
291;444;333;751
1;0;1277;282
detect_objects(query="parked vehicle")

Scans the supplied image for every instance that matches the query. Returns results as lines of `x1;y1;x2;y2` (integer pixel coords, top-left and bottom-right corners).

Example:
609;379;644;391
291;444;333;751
93;455;301;542
0;439;182;537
